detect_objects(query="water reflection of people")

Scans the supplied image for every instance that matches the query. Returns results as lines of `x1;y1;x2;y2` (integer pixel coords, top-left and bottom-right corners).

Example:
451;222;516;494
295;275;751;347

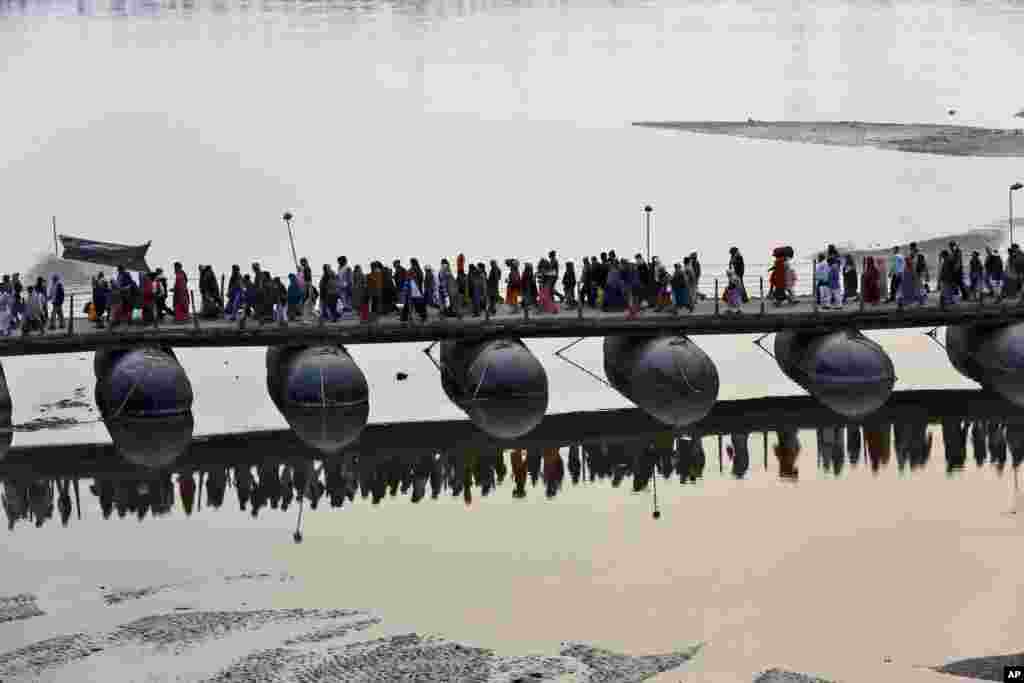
1005;424;1024;470
653;432;675;480
3;479;28;530
678;435;706;483
971;421;988;467
863;421;892;474
846;425;862;466
942;418;968;474
775;429;800;480
893;419;932;473
235;465;253;511
728;432;750;479
56;477;73;527
526;448;541;488
817;426;844;476
632;445;654;493
510;449;527;499
204;465;228;509
542;448;564;498
567;445;582;485
987;423;1007;474
178;470;196;516
18;395;1024;530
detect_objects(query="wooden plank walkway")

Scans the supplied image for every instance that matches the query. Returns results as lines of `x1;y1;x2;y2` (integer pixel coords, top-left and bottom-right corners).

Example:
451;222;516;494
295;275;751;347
0;390;1016;476
2;292;1023;357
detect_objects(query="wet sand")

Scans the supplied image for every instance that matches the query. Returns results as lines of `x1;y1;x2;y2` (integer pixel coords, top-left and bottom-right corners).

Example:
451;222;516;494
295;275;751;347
935;652;1024;681
634;121;1024;157
0;579;700;683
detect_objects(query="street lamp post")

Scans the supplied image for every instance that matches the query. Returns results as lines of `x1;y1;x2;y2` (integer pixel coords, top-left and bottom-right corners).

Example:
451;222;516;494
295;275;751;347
282;211;299;272
643;205;653;262
1011;184;1023;246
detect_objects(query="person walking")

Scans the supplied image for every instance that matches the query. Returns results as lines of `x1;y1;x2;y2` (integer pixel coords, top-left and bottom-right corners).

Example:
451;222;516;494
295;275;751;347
724;266;742;314
336;257;352;319
366;263;383;319
423;265;437;309
915;252;930;297
814;254;829;307
467;264;483;316
23;286;45;335
298;257;313;319
886;247;903;302
521;262;537;312
155;271;171;320
48;274;65;330
938;250;957;306
690;252;703;301
487;260;501;314
729;247;748;303
671;262;689;314
899;253;918;305
580;257;592;307
548;251;563;302
225;265;242;320
286;273;303;321
861;257;881;305
441;260;460;318
172;262;189;323
400;270;426;323
985;247;1003;297
969;251;983;301
352;264;369;322
562;261;577;308
505;260;521;310
141;272;155;325
0;286;11;337
827;253;842;308
842;254;858;304
320;264;339;322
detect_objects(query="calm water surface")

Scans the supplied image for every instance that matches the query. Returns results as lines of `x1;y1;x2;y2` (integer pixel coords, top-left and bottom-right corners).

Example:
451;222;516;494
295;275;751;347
3;1;1024;681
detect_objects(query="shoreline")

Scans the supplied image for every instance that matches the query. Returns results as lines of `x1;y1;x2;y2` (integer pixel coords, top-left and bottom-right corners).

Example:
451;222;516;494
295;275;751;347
634;120;1024;157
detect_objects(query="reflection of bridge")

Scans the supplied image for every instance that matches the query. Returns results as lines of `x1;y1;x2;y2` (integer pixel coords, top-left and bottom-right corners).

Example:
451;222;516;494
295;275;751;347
5;390;1021;532
4;390;1020;479
2;294;1024;357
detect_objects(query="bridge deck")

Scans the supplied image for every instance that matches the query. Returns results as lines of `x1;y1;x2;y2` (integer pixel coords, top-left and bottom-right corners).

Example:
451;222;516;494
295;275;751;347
1;293;1021;357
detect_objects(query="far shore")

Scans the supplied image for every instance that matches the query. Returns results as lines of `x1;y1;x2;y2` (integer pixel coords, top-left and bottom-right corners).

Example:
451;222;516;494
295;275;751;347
634;120;1024;157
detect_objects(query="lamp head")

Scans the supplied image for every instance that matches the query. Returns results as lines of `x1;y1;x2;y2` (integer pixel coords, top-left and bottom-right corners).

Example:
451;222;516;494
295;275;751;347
644;205;653;213
1012;183;1023;192
282;211;294;222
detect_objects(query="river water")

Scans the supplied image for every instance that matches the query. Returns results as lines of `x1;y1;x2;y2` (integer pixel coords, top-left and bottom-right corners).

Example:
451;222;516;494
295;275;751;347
2;1;1024;681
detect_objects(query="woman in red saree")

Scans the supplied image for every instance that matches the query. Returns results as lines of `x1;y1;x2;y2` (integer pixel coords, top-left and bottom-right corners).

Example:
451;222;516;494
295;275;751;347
861;256;881;305
173;262;189;322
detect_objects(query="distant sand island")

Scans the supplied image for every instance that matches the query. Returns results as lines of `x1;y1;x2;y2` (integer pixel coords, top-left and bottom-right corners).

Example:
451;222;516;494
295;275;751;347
633;120;1024;157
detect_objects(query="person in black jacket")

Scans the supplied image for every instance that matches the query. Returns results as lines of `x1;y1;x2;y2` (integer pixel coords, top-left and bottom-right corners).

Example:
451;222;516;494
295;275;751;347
487;260;501;314
545;251;562;302
729;247;747;302
985;247;1003;297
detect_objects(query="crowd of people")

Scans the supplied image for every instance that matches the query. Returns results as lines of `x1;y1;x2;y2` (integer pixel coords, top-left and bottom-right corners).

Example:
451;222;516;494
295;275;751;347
0;273;65;336
796;240;1024;309
3;240;1024;335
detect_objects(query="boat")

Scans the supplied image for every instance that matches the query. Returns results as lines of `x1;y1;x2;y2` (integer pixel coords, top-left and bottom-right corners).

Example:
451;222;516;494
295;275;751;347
59;235;152;272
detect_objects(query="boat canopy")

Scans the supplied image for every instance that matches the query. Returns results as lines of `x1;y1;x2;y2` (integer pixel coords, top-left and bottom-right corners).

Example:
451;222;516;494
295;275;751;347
59;235;152;272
